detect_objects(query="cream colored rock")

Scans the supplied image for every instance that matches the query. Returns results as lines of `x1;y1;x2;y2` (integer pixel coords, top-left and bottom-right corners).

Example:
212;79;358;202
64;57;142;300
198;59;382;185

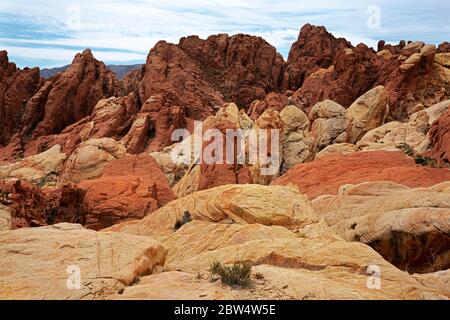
61;138;127;183
112;271;236;300
248;109;283;185
313;181;450;273
308;100;346;152
280;105;309;132
172;165;201;198
157;221;447;299
346;86;389;144
377;50;393;60
314;143;358;160
0;223;167;300
150;147;189;187
280;105;313;173
108;184;317;238
357;100;450;154
0;145;65;183
0;205;11;231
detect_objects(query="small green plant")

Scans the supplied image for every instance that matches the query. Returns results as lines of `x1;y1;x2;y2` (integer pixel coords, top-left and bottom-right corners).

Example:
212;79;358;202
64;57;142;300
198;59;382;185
398;143;415;157
209;261;252;288
415;156;436;167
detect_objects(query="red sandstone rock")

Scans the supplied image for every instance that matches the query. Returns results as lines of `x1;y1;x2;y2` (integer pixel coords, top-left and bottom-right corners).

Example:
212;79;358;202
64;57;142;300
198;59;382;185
29;49;119;137
272;151;450;199
282;24;351;91
0;179;84;229
78;154;175;230
427;109;450;165
437;42;450;53
0;51;41;145
179;33;285;107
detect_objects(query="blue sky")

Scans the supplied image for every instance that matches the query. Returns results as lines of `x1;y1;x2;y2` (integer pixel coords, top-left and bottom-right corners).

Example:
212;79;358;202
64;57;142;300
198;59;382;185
0;0;449;68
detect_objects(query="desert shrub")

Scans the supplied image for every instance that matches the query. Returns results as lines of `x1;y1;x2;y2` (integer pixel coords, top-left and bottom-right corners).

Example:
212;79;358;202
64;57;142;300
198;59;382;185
209;261;252;287
255;272;265;280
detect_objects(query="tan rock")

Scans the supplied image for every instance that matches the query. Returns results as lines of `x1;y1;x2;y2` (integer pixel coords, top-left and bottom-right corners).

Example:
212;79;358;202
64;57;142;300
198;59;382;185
112;271;236;300
315;143;358;160
279;105;313;173
0;223;167;300
0;205;11;231
149;148;189;187
157;221;447;299
414;270;450;296
307;100;346;152
61;138;127;183
108;184;317;238
435;53;450;68
346;86;389;144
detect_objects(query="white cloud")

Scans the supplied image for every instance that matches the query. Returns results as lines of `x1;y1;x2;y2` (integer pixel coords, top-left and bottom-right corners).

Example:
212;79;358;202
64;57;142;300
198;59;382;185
0;0;448;68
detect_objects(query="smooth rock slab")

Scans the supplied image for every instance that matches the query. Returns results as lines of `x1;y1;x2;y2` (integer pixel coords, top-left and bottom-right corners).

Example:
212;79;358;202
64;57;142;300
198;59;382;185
0;223;167;300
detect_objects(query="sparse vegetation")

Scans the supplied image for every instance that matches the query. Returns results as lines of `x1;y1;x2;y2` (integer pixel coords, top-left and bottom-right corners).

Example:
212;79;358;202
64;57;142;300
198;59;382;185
174;211;193;230
209;261;252;288
398;143;438;167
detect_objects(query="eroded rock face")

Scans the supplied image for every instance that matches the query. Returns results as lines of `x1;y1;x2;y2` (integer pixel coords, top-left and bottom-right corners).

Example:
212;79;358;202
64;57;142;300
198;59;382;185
345;86;389;144
0;51;41;146
108;184;317;238
60;138;127;183
427;109;450;165
313;181;450;273
27;49;119;138
78;154;175;230
179;34;285;107
114;219;448;300
0;223;167;299
0;144;65;184
273;151;450;199
283;23;351;92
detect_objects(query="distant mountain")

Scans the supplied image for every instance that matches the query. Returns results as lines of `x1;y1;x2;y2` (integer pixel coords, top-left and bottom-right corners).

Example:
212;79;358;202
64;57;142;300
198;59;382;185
40;64;142;80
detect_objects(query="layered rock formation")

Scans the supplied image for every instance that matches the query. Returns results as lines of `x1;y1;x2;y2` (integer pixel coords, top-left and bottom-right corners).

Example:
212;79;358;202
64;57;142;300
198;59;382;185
1;23;450;300
273;151;450;199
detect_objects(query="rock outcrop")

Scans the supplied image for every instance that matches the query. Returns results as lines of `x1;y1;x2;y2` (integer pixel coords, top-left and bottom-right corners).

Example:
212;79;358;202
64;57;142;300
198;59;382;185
78;154;175;230
0;223;166;299
0;179;84;229
427;108;450;165
273;151;450;199
313;181;450;273
0;51;41;146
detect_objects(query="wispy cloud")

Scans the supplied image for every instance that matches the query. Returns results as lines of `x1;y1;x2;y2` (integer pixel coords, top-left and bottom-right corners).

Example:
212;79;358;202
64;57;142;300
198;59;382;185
0;0;448;68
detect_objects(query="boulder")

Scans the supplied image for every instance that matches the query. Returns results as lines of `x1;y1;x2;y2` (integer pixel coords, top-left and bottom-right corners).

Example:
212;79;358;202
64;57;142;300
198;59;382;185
0;223;167;299
273;151;450;199
313;181;450;273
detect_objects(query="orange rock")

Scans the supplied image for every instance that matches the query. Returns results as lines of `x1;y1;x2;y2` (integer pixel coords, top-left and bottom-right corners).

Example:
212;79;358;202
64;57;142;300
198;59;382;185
78;154;175;230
